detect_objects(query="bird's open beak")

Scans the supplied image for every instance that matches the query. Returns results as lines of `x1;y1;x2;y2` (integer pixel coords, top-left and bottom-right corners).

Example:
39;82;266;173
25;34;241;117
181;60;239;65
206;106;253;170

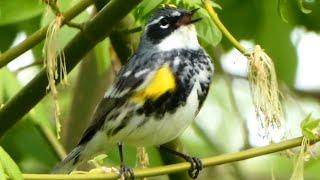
176;8;202;26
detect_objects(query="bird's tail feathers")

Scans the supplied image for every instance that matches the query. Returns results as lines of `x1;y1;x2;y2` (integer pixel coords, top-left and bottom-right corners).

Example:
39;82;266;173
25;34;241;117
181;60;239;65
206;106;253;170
51;145;85;174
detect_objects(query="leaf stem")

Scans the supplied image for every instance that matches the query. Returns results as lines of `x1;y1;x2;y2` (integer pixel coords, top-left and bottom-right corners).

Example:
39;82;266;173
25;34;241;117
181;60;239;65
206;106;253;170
13;61;43;72
23;136;319;180
202;0;247;54
0;0;96;68
43;0;62;15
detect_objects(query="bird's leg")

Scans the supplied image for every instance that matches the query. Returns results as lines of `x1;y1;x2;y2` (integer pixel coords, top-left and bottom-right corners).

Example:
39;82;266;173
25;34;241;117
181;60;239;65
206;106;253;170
117;142;134;180
159;145;203;179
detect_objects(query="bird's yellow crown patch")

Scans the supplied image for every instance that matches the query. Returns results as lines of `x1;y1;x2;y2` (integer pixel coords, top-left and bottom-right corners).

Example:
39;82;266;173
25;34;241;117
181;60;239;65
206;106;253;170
132;65;176;103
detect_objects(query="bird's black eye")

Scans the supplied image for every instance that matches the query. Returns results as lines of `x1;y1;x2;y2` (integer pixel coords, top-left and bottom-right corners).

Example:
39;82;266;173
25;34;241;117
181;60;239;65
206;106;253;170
159;18;170;29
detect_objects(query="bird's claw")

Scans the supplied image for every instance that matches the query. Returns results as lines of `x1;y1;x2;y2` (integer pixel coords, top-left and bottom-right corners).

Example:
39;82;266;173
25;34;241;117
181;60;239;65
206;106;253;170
185;156;203;179
119;164;134;180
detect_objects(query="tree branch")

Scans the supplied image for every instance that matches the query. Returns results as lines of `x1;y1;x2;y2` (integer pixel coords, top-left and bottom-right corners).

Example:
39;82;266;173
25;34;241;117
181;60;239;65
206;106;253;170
22;136;319;180
0;0;96;68
0;0;142;137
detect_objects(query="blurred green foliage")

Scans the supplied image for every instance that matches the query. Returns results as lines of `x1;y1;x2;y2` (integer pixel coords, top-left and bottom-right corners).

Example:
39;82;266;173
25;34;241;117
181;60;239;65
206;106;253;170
0;0;44;26
0;146;23;179
0;0;320;179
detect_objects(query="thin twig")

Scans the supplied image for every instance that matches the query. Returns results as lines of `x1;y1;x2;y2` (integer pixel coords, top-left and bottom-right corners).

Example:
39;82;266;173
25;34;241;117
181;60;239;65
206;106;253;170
43;0;62;15
23;136;319;180
14;61;43;72
43;0;85;32
66;22;85;31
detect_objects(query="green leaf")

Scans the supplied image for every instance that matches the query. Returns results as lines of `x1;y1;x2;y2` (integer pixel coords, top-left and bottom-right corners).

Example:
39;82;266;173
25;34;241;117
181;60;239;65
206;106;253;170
300;114;320;140
196;8;222;46
0;161;7;180
300;114;312;127
0;147;23;180
88;154;108;167
304;120;320;130
297;0;312;14
0;0;44;25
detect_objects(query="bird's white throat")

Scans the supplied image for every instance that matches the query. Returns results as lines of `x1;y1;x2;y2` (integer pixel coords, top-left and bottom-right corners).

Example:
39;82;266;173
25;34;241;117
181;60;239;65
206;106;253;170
157;25;200;51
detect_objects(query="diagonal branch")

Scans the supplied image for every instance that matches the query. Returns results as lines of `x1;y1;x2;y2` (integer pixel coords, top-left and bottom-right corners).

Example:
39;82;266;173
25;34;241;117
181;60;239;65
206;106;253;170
0;0;142;137
0;0;95;68
22;136;320;180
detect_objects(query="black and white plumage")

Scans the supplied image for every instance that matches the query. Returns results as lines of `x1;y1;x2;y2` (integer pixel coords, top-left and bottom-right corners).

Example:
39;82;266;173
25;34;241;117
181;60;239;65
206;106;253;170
53;7;214;177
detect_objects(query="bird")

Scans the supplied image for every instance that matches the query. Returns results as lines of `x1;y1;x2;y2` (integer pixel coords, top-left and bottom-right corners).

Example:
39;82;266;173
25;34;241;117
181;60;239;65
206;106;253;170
53;6;214;179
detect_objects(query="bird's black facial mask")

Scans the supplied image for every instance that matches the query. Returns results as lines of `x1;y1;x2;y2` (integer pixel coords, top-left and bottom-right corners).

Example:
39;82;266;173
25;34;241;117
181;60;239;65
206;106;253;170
146;8;200;45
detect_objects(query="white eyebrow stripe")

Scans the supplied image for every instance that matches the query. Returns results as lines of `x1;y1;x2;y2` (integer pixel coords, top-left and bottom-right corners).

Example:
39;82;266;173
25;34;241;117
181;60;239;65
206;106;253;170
147;16;164;26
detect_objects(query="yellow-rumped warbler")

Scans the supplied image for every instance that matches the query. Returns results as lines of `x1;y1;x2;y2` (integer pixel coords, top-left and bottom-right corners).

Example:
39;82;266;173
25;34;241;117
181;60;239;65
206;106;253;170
53;6;214;179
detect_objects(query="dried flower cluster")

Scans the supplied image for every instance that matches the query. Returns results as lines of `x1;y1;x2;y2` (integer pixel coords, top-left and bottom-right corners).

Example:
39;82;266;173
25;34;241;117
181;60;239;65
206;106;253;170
43;13;68;139
248;45;284;141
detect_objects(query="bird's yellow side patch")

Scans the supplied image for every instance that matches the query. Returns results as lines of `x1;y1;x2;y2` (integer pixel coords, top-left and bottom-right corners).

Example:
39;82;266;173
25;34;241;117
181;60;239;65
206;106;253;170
132;65;176;103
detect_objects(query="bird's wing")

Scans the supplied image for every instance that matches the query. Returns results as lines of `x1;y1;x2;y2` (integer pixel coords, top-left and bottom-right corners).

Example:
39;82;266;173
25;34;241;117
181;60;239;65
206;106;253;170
77;53;172;145
77;55;144;145
77;97;123;145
